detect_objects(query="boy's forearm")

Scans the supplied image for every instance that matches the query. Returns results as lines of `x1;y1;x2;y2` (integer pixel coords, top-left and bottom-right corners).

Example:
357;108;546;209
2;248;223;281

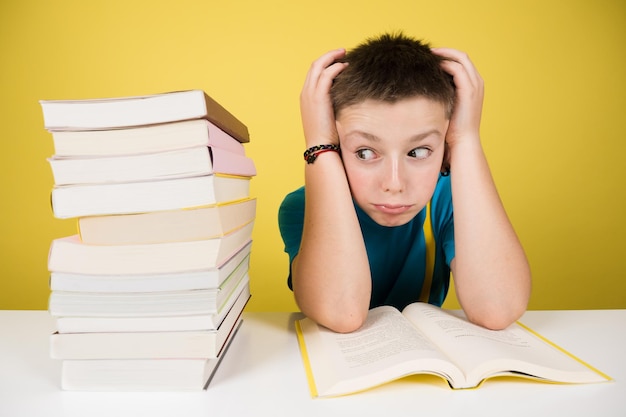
449;139;532;329
292;153;371;333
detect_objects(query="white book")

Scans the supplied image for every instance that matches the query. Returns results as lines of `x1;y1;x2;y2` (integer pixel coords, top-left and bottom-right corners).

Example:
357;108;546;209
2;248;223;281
40;90;250;143
60;321;243;391
48;147;211;185
49;119;247;157
50;241;252;293
48;221;253;275
48;145;256;186
296;303;611;397
54;278;251;333
77;198;256;245
49;273;249;318
50;283;248;359
50;174;251;219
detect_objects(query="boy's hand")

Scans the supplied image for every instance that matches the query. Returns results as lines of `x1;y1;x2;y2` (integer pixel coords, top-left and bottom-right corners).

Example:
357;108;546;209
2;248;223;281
431;48;484;148
300;48;349;148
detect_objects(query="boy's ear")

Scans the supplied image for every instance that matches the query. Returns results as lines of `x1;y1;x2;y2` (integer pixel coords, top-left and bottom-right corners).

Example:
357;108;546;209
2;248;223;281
441;142;450;176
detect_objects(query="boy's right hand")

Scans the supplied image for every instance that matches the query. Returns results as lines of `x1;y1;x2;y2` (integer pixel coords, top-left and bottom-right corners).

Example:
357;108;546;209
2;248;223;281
300;48;349;148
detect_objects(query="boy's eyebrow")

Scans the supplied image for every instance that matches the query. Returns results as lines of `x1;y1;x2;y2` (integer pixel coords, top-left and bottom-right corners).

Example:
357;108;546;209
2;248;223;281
348;129;443;143
353;131;382;142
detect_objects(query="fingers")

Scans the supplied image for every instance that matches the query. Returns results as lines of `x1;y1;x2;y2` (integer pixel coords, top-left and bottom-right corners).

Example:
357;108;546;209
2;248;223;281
431;48;484;145
431;48;483;95
302;48;348;97
300;48;349;147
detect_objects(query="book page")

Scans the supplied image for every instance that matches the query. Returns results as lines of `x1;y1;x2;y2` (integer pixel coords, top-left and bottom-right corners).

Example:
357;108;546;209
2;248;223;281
297;305;464;397
402;303;609;387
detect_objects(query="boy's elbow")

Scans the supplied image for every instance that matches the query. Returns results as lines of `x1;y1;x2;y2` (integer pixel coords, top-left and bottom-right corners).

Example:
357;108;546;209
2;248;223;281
469;313;517;331
466;301;527;330
299;300;368;333
293;280;371;333
323;311;368;333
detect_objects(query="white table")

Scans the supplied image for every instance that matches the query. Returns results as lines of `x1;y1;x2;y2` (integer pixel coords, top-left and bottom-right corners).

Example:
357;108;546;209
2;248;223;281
1;310;624;417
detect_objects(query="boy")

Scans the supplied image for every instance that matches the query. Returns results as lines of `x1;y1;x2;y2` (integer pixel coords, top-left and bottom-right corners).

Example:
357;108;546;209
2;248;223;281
278;32;531;333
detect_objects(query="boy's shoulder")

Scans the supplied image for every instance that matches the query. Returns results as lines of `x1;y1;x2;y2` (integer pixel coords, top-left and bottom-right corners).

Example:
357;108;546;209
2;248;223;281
281;186;305;203
279;186;306;215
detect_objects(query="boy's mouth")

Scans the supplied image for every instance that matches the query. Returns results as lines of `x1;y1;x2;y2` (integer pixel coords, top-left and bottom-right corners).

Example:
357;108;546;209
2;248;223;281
374;204;413;215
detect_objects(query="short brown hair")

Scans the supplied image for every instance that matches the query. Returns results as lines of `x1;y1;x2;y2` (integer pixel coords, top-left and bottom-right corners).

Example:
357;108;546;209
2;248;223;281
331;32;455;118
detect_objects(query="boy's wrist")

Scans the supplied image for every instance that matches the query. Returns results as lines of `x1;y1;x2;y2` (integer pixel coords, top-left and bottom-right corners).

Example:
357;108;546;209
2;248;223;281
447;137;485;167
304;144;341;164
446;134;481;152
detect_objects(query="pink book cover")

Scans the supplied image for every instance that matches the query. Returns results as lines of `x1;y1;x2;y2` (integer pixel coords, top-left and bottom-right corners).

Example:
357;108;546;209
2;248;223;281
206;121;246;155
211;147;256;177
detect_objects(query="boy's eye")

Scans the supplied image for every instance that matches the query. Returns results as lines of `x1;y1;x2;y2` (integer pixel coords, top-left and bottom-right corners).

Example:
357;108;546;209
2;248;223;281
408;147;431;159
356;149;376;160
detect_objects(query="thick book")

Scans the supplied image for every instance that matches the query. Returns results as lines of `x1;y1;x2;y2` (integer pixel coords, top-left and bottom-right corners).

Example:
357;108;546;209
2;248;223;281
50;174;251;219
48;221;253;275
296;303;611;397
54;279;251;334
49;271;250;318
50;281;248;360
48;119;247;157
77;198;256;245
40;90;250;143
48;146;256;186
60;320;243;391
50;241;252;293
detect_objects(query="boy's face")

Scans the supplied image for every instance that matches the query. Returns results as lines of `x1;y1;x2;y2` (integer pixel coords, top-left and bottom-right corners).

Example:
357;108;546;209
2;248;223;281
336;97;449;227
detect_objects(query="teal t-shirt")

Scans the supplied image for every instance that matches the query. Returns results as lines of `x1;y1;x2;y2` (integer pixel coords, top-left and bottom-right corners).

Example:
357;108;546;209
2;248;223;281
278;175;456;310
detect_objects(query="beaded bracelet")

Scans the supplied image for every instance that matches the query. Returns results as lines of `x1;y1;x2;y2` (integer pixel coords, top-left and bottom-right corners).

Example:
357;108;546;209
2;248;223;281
303;144;341;164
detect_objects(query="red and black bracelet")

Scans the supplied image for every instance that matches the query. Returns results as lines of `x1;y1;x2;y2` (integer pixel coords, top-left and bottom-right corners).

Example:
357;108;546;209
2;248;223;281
303;144;341;164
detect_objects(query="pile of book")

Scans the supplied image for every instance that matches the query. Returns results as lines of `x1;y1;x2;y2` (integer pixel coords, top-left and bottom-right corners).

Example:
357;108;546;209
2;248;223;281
40;90;256;391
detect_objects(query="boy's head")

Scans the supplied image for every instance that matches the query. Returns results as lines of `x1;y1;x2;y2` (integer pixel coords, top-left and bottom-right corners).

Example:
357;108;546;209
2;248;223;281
331;32;455;118
331;32;455;227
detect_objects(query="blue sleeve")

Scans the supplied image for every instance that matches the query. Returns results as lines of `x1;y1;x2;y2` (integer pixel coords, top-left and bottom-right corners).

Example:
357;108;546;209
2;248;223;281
277;186;305;290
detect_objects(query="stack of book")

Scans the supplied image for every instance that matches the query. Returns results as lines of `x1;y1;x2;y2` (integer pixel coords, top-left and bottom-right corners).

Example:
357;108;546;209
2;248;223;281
40;90;256;391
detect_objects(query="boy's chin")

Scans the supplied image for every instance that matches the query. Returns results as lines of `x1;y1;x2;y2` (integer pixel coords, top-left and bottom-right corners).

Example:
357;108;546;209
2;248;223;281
369;213;416;228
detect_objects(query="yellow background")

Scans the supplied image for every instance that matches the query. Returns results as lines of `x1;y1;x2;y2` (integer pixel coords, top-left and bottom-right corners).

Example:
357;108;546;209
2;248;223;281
1;0;624;312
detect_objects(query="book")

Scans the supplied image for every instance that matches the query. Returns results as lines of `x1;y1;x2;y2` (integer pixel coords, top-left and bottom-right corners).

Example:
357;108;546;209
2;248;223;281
40;90;250;143
48;119;247;157
296;303;611;397
50;282;248;360
54;278;251;333
47;146;256;186
77;198;256;245
49;272;250;318
60;320;243;391
48;221;253;275
50;174;251;219
50;241;252;293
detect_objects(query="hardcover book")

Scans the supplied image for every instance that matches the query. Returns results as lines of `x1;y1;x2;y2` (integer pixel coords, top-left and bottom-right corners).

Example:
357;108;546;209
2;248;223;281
40;90;250;143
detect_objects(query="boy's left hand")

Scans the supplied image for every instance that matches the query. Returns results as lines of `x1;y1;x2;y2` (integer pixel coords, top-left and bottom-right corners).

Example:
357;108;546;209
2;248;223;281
431;48;484;148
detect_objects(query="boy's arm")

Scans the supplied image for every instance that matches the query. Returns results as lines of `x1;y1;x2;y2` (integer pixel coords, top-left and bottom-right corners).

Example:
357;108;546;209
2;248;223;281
432;48;532;330
291;49;371;333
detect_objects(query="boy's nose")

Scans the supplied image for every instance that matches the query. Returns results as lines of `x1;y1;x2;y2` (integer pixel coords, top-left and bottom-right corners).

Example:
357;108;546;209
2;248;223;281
382;159;404;193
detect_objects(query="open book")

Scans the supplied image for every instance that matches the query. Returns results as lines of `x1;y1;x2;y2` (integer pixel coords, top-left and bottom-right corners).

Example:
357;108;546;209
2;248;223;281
296;303;611;397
